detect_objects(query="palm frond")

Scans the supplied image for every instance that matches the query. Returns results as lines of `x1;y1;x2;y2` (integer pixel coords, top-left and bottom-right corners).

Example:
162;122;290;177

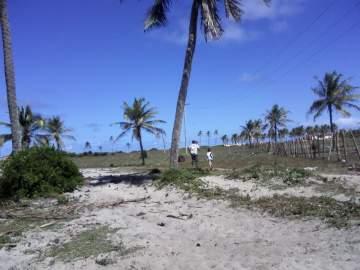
144;0;172;31
200;0;224;41
224;0;243;21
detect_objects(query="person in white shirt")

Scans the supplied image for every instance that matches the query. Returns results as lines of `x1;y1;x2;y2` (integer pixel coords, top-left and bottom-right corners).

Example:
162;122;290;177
206;148;214;170
188;140;200;168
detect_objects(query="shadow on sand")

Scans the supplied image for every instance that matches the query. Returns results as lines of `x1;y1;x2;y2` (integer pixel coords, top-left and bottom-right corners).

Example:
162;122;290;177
86;173;155;187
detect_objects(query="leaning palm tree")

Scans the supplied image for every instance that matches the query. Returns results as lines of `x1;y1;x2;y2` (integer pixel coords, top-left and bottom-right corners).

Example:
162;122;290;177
264;104;289;144
45;116;75;151
113;98;166;165
0;105;45;149
308;71;360;133
145;0;269;168
0;0;21;152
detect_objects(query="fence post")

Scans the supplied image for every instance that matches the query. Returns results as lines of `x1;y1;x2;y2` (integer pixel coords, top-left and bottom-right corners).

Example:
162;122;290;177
341;131;347;162
350;131;360;161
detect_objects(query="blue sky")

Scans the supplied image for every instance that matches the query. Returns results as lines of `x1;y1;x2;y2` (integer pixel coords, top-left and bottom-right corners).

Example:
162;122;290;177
1;0;360;154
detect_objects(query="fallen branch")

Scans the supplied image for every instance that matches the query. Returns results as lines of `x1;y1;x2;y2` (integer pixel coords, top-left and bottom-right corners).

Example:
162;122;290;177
94;196;151;209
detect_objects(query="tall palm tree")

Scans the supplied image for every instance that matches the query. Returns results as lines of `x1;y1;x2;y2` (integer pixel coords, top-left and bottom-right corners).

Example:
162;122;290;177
214;129;219;145
197;130;202;145
113;98;166;165
206;130;211;146
0;0;21;152
231;133;238;145
264;104;289;144
145;0;269;168
84;141;92;151
45;116;75;151
252;119;263;143
241;120;256;146
221;134;228;145
0;105;44;149
109;136;114;152
278;128;289;141
126;142;131;152
308;71;360;133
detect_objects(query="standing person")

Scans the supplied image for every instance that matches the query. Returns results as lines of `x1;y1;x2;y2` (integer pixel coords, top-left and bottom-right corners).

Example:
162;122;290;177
188;140;200;168
206;148;214;170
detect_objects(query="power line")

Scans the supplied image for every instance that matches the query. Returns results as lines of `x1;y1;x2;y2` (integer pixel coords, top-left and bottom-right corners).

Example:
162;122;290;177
277;19;360;80
253;0;337;75
263;0;360;79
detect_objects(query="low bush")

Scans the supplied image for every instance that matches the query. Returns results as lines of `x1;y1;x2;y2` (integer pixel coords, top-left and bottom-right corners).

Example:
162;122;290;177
0;147;83;199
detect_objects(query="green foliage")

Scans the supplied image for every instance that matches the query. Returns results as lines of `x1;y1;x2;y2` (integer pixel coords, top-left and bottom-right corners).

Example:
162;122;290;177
0;147;83;199
230;195;360;228
226;164;312;186
155;168;209;192
47;226;139;262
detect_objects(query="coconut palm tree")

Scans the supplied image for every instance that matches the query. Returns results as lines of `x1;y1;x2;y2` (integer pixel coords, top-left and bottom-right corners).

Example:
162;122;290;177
206;130;211;146
113;98;166;165
145;0;269;168
126;142;131;152
84;141;92;151
214;129;219;145
231;133;238;145
221;134;228;145
109;136;115;152
264;104;289;144
252;119;263;143
0;0;21;152
0;105;45;149
308;71;360;133
197;130;202;145
44;116;75;151
241;120;256;146
278;128;289;141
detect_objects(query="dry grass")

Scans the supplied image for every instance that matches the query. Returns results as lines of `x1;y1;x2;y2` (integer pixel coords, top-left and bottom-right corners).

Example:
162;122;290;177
72;146;348;174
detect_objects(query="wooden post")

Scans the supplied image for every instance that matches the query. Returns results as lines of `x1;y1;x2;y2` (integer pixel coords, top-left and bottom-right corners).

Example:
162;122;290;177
350;131;360;161
335;132;341;161
341;131;347;162
328;133;333;161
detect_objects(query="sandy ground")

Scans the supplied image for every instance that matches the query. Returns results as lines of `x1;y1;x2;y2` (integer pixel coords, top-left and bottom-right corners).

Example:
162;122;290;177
1;168;360;270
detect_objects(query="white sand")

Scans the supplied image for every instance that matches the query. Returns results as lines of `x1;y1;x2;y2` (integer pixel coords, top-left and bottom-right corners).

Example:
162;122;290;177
1;168;360;270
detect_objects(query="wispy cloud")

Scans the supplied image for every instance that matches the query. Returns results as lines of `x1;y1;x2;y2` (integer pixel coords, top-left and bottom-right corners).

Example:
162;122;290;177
86;123;102;132
335;117;360;128
242;0;305;21
147;0;305;45
239;72;261;82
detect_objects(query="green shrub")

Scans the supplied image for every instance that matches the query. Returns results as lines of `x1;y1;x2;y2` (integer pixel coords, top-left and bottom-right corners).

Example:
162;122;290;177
155;168;208;192
0;147;83;199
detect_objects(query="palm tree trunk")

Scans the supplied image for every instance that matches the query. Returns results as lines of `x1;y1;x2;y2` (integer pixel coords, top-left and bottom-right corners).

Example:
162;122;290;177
169;0;199;168
138;130;145;166
328;104;334;133
0;0;21;153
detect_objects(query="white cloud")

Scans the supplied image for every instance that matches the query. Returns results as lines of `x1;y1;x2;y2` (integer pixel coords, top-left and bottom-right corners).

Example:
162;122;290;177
221;22;260;43
242;0;305;21
335;117;360;128
239;72;261;82
270;20;289;33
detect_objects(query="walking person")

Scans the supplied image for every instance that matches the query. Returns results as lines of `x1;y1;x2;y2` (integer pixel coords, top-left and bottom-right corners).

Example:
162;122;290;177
188;140;200;168
206;148;214;170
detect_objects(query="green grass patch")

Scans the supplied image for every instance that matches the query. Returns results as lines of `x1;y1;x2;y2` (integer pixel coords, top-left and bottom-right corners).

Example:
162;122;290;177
226;164;312;186
47;226;139;262
229;194;360;228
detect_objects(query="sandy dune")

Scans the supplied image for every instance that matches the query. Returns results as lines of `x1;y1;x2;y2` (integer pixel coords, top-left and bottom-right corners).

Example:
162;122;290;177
1;168;359;270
